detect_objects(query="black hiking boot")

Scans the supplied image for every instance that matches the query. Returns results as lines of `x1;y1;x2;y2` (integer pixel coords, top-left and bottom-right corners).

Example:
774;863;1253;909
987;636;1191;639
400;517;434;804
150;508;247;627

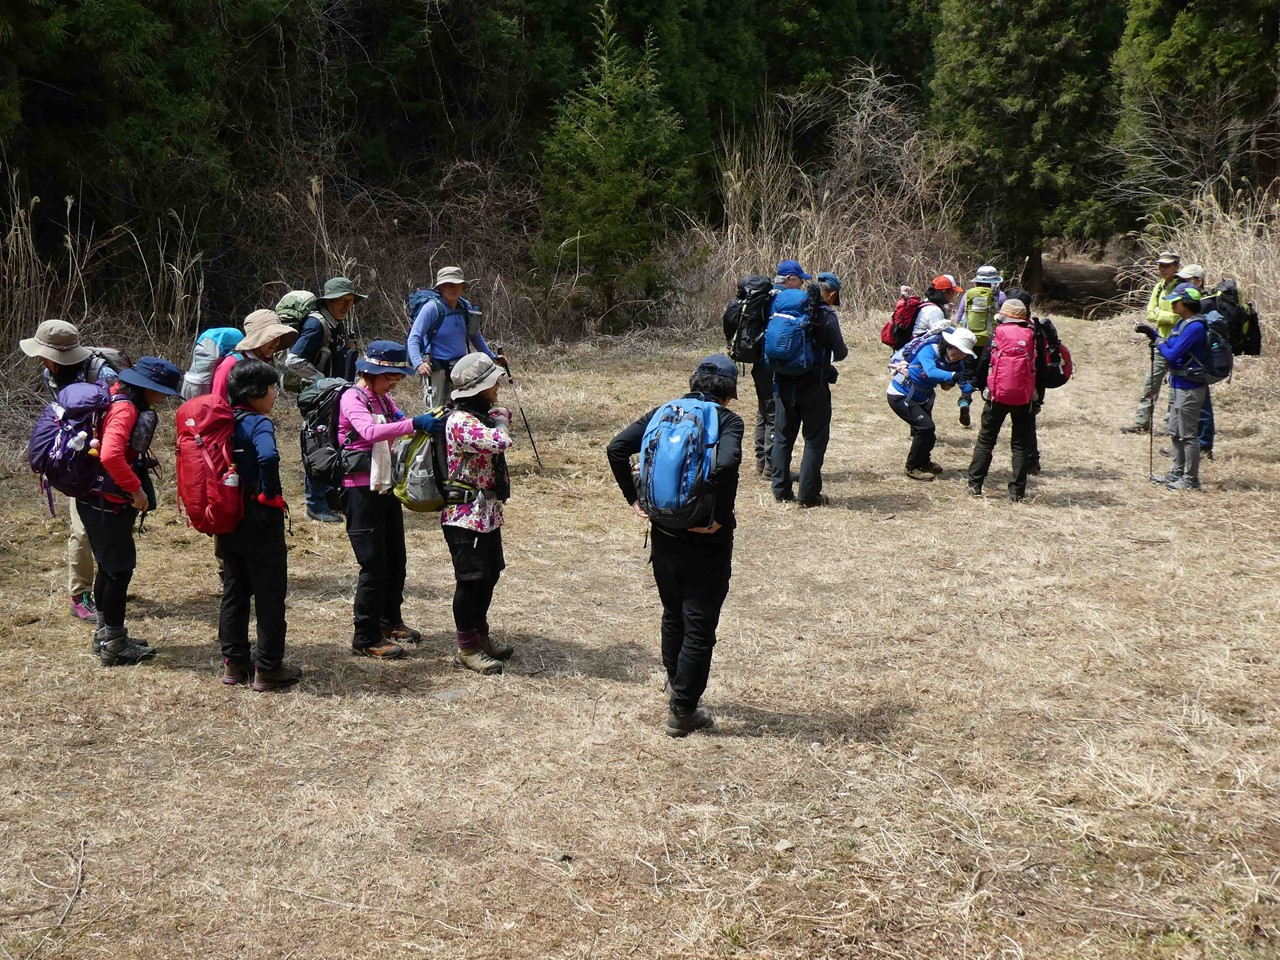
958;400;971;427
665;707;715;738
98;630;157;667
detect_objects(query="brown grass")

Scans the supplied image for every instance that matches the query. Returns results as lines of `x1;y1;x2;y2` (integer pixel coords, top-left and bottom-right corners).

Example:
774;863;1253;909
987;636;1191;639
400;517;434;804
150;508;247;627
1;313;1279;959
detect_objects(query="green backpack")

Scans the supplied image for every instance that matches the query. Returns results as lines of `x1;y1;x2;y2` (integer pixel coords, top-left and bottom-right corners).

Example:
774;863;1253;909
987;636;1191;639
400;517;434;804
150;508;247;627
963;286;998;345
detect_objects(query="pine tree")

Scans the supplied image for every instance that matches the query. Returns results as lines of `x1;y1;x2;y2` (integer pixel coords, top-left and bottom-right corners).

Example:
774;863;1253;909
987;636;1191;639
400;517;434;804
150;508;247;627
930;0;1125;273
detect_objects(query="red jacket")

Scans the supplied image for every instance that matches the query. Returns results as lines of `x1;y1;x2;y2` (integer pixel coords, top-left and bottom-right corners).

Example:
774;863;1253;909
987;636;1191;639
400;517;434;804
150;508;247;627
99;383;142;502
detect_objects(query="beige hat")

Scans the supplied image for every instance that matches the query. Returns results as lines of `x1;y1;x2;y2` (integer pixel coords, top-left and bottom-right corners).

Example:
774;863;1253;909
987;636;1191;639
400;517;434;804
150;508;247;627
20;319;92;366
1155;251;1180;265
998;298;1029;321
433;266;477;289
1176;263;1206;281
235;309;299;354
450;352;504;400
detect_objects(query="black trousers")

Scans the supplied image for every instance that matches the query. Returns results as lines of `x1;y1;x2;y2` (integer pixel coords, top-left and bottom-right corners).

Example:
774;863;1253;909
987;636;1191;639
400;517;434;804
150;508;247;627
217;503;288;669
751;362;775;469
343;485;407;648
651;530;732;713
967;401;1035;496
76;499;137;629
442;525;505;632
887;393;936;471
771;375;832;501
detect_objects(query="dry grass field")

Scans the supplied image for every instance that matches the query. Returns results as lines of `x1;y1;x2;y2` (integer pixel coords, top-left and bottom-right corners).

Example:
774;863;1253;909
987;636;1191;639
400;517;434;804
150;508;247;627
1;313;1278;959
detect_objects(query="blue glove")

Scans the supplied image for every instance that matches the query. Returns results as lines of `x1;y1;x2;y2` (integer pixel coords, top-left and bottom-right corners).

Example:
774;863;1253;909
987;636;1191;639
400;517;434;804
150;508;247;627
412;412;442;433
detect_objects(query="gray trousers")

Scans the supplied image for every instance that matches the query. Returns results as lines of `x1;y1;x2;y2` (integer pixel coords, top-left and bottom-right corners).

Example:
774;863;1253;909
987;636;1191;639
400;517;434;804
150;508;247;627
1169;385;1207;485
422;367;455;407
751;362;775;470
1135;353;1171;430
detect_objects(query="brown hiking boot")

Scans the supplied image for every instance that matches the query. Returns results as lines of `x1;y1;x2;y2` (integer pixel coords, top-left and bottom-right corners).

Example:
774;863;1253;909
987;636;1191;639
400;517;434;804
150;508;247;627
665;706;715;738
352;640;406;660
222;659;251;686
480;623;514;661
252;663;303;693
381;623;422;644
904;467;935;482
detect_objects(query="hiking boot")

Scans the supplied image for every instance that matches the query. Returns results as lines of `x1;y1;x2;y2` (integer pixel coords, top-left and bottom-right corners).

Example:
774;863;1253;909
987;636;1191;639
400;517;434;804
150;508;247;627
70;591;96;622
222;658;251;686
755;460;769;478
381;623;422;644
252;663;303;693
1120;424;1149;435
1201;447;1214;461
966;482;983;497
98;631;157;667
958;401;971;427
904;468;935;482
665;706;715;738
797;494;829;508
306;508;343;523
454;646;504;675
351;640;405;660
480;624;514;661
1166;476;1202;491
926;461;944;474
1009;491;1026;503
773;492;794;503
1151;472;1181;485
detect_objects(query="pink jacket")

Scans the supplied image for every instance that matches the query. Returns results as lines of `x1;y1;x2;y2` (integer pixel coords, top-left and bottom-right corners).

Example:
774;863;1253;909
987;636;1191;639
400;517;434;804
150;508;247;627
337;386;414;488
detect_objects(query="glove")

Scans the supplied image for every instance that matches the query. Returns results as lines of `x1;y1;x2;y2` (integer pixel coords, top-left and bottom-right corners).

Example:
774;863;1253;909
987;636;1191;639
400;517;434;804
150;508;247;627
490;405;513;424
1134;323;1158;341
412;412;442;433
257;493;288;512
825;365;839;384
494;354;511;374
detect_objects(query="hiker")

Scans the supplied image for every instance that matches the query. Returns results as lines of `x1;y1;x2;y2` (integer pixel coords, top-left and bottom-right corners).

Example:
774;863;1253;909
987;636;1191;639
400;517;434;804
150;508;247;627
606;354;744;737
218;359;301;692
286;277;365;522
79;357;182;666
1135;283;1210;489
1122;252;1180;435
407;267;506;406
769;271;848;506
1000;288;1065;476
749;259;809;477
209;310;298;400
440;353;518;675
181;326;243;400
965;299;1038;502
955;266;1007;427
913;275;964;337
339;341;436;659
1172;264;1216;459
20;319;121;622
886;326;978;480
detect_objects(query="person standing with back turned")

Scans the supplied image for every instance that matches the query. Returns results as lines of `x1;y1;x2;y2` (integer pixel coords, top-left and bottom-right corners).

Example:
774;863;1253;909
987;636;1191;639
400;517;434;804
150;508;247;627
607;355;744;737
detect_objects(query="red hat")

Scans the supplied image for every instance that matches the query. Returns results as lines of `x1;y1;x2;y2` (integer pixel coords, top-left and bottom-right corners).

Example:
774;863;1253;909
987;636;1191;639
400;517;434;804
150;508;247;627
930;274;961;292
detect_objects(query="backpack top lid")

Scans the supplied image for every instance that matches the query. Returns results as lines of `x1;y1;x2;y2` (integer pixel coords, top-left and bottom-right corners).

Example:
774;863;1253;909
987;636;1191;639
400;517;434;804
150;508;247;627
737;274;773;299
55;380;113;414
199;327;245;356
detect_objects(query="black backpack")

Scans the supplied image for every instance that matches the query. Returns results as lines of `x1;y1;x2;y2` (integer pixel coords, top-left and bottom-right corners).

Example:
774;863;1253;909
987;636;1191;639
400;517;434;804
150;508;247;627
298;378;373;485
722;274;773;363
1209;282;1262;357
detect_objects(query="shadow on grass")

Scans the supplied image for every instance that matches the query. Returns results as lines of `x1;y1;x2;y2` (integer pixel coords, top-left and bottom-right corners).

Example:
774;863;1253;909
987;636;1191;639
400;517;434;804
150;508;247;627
714;698;916;744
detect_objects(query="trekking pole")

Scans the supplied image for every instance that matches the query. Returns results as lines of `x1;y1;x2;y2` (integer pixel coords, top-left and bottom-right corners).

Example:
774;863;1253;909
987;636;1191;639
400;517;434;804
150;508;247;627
495;350;543;468
1147;341;1157;482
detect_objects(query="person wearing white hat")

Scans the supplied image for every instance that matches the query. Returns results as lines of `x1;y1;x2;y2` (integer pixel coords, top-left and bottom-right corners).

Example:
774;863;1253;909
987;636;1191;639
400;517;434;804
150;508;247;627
886;325;977;481
407;267;507;406
1122;251;1181;434
21;319;122;622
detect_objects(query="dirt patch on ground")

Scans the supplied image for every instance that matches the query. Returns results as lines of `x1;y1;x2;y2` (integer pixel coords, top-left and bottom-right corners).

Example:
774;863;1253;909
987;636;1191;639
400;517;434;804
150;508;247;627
1;315;1278;958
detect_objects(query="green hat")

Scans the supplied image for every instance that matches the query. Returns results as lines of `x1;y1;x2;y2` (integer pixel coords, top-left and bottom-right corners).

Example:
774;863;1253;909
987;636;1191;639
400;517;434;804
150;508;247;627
319;277;367;301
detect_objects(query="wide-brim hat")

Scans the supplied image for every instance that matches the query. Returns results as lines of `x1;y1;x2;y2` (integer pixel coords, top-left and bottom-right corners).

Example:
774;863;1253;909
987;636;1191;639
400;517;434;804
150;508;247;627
236;309;299;353
118;356;183;397
451;352;504;400
941;327;978;358
433;266;477;288
355;339;415;377
319;276;368;301
20;319;92;366
998;298;1029;321
970;267;1003;284
1176;263;1206;281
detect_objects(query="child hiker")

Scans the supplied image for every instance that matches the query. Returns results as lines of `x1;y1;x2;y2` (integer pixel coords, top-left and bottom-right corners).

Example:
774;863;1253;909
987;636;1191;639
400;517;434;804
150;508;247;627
441;352;516;675
340;341;437;659
218;359;301;691
80;357;183;666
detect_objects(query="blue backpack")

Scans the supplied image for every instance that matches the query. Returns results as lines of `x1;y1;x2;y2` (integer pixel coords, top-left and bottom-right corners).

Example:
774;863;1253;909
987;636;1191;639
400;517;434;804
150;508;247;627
407;288;481;349
200;327;244;357
638;397;721;529
763;287;819;375
893;330;945;367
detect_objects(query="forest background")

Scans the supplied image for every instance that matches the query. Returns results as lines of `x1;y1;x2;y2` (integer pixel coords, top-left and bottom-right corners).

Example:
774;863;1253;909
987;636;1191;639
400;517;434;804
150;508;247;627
2;0;1279;348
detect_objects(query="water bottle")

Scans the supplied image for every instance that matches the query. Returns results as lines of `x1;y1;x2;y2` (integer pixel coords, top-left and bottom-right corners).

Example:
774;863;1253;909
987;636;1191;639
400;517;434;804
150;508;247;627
223;470;240;489
67;430;88;452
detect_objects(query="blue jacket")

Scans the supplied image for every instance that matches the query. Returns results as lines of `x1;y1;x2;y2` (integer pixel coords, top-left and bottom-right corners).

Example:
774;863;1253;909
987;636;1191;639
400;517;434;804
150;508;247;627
1158;314;1208;390
408;297;495;368
231;410;282;500
888;342;964;403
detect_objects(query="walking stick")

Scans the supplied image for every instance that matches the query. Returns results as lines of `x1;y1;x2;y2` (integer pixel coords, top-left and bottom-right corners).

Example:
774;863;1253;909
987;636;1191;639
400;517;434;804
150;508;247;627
498;353;543;468
1147;341;1158;482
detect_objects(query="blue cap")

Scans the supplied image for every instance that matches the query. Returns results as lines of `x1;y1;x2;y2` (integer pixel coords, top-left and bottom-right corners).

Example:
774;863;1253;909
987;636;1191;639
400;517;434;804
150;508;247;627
776;259;812;281
1162;282;1203;305
355;339;416;376
817;271;841;306
693;353;738;399
118;356;183;397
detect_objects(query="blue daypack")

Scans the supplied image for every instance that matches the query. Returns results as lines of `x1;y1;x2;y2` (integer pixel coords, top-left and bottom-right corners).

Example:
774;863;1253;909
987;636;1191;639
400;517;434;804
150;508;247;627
200;327;244;357
763;287;819;375
28;382;127;507
894;330;945;366
638;397;721;529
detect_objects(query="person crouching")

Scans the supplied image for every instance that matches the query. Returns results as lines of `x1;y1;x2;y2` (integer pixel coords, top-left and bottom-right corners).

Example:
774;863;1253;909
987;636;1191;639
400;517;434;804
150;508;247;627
441;352;516;675
219;359;301;691
341;341;437;659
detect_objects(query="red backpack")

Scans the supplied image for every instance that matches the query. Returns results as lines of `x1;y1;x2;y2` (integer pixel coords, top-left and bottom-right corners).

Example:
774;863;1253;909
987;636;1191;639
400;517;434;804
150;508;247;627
988;322;1037;405
881;293;923;349
175;394;244;535
1040;338;1073;389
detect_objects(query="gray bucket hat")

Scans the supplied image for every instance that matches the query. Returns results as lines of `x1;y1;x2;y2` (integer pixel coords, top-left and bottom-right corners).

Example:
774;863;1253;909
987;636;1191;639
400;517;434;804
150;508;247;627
450;352;504;400
20;319;92;366
319;276;368;301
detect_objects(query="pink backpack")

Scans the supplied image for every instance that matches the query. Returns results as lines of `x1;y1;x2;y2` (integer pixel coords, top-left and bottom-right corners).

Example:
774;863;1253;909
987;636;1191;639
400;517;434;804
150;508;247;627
988;322;1037;405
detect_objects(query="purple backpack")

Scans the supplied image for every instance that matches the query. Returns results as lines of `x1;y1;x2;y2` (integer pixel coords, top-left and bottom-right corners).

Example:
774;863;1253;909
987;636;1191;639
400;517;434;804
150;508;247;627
29;382;124;505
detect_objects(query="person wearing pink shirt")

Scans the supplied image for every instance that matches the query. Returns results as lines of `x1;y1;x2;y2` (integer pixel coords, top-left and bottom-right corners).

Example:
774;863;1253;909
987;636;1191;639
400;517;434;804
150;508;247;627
339;341;438;660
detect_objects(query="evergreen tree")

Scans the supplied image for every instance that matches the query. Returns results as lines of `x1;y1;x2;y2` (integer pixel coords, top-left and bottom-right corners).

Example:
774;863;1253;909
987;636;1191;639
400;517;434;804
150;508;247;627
930;0;1125;272
537;3;694;318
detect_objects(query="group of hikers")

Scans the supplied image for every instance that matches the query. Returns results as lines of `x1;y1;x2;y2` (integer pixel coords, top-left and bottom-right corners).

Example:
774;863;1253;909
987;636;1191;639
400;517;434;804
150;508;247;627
21;252;1260;736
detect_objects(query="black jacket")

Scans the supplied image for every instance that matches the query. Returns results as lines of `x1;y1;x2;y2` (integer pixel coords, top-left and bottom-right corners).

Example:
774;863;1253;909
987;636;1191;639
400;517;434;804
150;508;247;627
606;394;744;544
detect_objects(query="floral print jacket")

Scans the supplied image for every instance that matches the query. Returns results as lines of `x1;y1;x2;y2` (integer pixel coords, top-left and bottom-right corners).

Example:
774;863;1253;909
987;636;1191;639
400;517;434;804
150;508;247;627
441;406;513;532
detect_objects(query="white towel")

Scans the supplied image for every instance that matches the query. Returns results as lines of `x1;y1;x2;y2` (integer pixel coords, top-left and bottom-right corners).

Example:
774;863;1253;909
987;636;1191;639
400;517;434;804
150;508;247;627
369;414;394;493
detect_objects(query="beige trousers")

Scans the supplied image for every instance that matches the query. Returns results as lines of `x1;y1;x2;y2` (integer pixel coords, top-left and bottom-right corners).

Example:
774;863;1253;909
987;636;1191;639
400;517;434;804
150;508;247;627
66;494;95;596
